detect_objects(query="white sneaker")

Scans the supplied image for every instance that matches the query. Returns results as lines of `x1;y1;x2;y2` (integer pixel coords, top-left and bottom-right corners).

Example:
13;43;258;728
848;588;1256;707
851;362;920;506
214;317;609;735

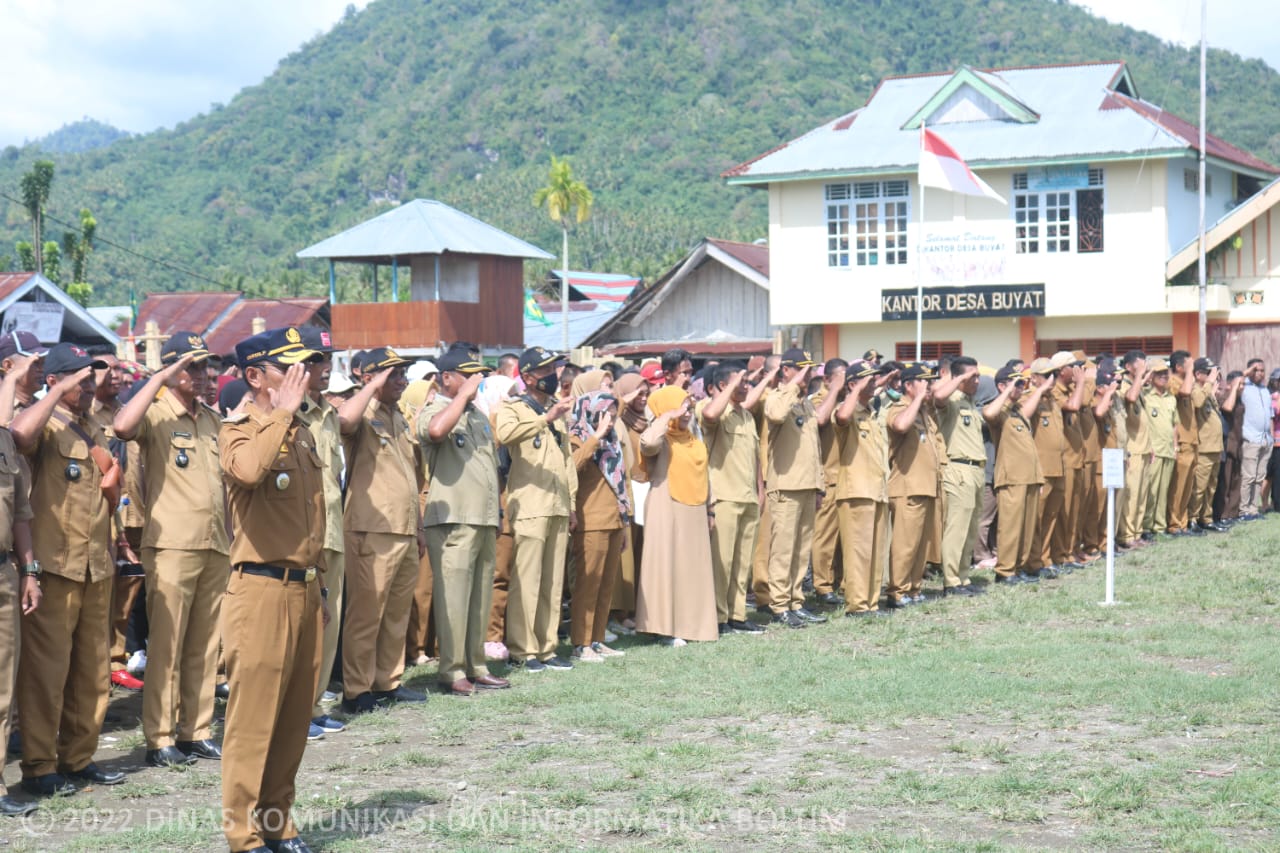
573;645;605;663
591;642;625;658
603;629;618;643
658;636;687;648
127;650;147;675
484;641;510;661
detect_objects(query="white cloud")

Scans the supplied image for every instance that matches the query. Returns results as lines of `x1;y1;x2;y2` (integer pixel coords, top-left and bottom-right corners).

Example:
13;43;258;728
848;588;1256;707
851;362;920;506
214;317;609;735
0;0;370;147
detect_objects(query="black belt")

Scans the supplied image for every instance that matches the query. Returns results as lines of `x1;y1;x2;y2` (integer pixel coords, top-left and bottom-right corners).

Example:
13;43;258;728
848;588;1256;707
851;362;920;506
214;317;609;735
950;458;985;468
234;562;317;583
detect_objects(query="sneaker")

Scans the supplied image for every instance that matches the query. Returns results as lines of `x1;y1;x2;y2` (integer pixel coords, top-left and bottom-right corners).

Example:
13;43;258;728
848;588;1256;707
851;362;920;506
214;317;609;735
772;610;807;629
607;619;636;637
942;585;975;597
312;715;345;734
727;619;765;634
965;583;987;596
340;692;378;715
603;629;618;643
110;670;143;691
518;659;547;673
658;636;688;647
321;690;340;703
1039;565;1060;580
591;642;625;657
307;723;326;742
572;645;604;663
126;650;147;676
484;641;510;661
794;607;828;624
543;656;574;670
911;594;928;604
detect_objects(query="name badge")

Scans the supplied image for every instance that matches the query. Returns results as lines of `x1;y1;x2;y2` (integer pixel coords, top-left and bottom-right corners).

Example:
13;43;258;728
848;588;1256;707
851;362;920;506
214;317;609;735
1042;417;1050;428
275;472;291;491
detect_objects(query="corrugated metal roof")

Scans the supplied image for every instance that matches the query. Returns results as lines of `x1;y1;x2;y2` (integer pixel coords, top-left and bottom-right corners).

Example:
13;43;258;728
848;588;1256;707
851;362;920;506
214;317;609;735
203;298;328;355
707;239;769;278
725;61;1278;183
133;291;241;338
297;199;554;262
550;270;642;303
0;273;35;302
523;300;624;351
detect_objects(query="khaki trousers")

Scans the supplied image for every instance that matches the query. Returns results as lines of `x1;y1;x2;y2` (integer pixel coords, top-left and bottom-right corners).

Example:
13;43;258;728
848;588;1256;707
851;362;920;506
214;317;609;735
1192;453;1221;526
0;569;18;796
1033;475;1065;569
508;515;568;662
810;486;842;595
140;548;228;749
837;498;887;612
569;527;623;647
994;484;1040;577
1143;456;1175;533
1079;461;1101;552
1167;446;1197;531
406;547;435;663
710;500;759;623
751;497;773;609
108;575;143;671
1120;452;1150;543
313;547;344;716
1240;440;1271;516
888;495;937;600
17;572;110;778
341;531;418;698
941;463;983;588
766;489;816;613
487;525;513;643
1052;466;1084;563
974;483;998;563
427;523;496;684
221;571;321;852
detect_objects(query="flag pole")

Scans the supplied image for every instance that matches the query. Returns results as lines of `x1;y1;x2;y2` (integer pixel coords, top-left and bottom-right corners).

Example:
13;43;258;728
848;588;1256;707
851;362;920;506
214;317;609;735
916;123;925;361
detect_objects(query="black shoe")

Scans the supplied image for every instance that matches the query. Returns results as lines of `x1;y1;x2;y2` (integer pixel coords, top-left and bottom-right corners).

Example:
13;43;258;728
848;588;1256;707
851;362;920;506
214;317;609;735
372;686;428;704
264;837;314;853
63;762;125;786
965;583;987;595
755;603;773;616
21;774;75;797
542;656;574;670
942;585;976;597
177;739;222;760
1140;531;1156;542
816;592;844;607
214;682;230;701
771;610;806;629
147;746;197;768
844;609;881;618
717;622;732;636
1038;565;1060;579
881;596;910;609
794;607;827;624
1185;526;1206;536
1209;522;1230;532
727;619;765;634
0;794;38;816
341;692;379;715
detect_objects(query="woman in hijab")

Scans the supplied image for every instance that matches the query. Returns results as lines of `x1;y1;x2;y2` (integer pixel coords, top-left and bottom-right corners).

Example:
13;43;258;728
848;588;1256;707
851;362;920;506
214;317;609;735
635;386;717;645
571;368;613;397
608;372;650;635
568;391;632;662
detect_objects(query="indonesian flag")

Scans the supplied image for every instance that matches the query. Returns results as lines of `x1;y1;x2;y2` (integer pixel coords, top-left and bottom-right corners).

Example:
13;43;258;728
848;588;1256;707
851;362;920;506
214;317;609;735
918;128;1006;204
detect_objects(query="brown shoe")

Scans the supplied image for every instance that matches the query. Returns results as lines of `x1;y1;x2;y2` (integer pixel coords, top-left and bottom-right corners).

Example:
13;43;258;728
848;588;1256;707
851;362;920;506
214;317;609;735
473;674;511;690
447;678;475;697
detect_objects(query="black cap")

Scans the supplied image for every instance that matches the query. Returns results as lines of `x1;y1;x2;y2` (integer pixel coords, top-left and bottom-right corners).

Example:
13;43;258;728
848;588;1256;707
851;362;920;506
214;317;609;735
1193;357;1216;374
845;359;879;379
361;347;413;373
0;330;49;360
235;326;321;370
899;362;938;382
160;330;213;365
44;342;108;375
518;346;562;373
299;326;334;354
863;349;881;361
218;378;249;415
995;365;1027;384
780;347;817;368
436;349;491;375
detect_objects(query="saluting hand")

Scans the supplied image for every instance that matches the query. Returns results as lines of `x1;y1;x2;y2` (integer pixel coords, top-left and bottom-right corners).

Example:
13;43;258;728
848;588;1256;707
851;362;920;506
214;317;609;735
593;411;615;439
459;372;484;402
269;363;309;415
5;353;40;385
160;352;197;387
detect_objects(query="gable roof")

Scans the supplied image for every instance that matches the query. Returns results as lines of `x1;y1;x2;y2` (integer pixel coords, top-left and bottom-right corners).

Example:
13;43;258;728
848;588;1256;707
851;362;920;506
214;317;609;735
133;291;241;339
296;199;554;263
131;291;328;355
549;270;642;303
0;272;120;346
1166;176;1280;279
725;61;1278;185
901;65;1039;129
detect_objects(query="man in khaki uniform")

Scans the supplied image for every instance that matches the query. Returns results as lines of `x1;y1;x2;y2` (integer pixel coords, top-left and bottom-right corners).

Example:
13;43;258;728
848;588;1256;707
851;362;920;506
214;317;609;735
12;343;124;797
1142;361;1177;536
219;327;328;853
932;356;986;596
419;348;510;695
763;348;833;628
810;358;848;607
113;332;230;767
833;361;889;616
1048;352;1086;572
1117;351;1153;548
983;366;1046;584
750;354;781;612
885;362;945;606
339;346;426;713
699;363;770;634
1076;358;1104;559
495;346;578;671
1027;357;1066;576
1166;350;1204;536
1191;358;1228;533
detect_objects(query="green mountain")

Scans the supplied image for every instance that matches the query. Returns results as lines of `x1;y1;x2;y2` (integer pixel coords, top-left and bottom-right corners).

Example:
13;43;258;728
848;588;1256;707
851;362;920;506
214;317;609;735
1;0;1278;307
31;119;131;154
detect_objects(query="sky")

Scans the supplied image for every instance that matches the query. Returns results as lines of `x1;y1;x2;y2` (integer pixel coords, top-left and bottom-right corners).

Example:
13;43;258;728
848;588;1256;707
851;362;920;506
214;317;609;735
0;0;1276;149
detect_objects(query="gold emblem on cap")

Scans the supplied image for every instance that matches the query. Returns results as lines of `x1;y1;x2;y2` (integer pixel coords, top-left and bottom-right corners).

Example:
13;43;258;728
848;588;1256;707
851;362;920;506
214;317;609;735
188;334;203;348
285;328;301;344
386;348;398;359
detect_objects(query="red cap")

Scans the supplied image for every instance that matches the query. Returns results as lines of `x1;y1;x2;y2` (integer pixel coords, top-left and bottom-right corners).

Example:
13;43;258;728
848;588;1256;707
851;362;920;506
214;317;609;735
640;362;665;386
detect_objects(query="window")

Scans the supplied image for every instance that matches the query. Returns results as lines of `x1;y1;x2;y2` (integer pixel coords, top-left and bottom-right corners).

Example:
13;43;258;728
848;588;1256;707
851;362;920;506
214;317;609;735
1036;336;1173;358
826;181;909;267
895;341;963;361
1013;169;1105;255
1184;168;1212;195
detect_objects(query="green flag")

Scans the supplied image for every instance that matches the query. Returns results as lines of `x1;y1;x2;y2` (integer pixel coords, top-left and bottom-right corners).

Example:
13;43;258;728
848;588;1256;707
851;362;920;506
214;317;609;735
524;289;552;326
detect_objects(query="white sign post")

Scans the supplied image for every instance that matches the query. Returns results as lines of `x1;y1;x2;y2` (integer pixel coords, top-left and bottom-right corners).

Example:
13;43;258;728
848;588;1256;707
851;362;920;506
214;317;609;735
1100;448;1125;605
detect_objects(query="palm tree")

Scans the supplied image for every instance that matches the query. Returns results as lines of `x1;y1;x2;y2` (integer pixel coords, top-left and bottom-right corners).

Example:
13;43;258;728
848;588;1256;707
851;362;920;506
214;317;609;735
533;155;593;353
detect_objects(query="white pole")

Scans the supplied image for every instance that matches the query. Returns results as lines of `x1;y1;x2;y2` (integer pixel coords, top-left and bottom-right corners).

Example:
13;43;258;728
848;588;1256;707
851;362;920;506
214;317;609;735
916;125;926;361
561;227;570;354
1104;485;1116;605
1196;0;1207;357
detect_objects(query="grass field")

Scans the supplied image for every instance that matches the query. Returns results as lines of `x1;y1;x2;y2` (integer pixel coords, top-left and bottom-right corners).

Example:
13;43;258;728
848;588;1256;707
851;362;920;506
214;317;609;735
7;516;1280;851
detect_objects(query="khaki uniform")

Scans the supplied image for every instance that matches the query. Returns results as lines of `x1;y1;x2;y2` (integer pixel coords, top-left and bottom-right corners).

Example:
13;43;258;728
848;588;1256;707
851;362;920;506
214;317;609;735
609;415;646;617
1077;380;1103;553
810;389;843;596
494;398;576;663
1052;383;1086;563
1030;389;1066;569
133;391;230;750
987;403;1044;577
219;403;325;852
698;400;760;624
341;399;422;699
1191;383;1224;526
296;397;344;713
1119;381;1151;543
0;428;32;799
763;384;823;613
568;430;630;647
834;403;889;612
886;397;944;601
1167;374;1202;531
17;408;113;781
94;397;146;675
1143;390;1177;533
936;391;985;588
419;398;500;683
750;389;773;609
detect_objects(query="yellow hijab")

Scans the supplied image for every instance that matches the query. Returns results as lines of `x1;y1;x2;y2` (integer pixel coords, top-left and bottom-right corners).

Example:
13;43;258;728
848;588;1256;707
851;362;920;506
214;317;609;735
571;369;608;397
643;386;708;506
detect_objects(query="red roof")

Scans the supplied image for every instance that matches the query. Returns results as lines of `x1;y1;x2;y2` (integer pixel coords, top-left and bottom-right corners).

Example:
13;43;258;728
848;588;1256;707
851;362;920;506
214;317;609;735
708;239;769;277
1108;92;1279;175
202;298;328;355
133;291;241;339
0;273;35;302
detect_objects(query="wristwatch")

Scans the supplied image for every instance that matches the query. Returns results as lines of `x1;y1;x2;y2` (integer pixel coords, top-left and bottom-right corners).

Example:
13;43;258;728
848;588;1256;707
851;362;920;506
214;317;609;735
20;560;41;578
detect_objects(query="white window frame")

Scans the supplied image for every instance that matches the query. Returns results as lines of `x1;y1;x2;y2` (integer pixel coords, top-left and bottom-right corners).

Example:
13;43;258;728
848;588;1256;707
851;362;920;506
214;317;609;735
825;180;910;268
1012;168;1104;255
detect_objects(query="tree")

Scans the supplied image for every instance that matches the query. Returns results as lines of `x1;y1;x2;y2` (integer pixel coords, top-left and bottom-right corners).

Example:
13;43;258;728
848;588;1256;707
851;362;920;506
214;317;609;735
19;160;55;275
63;208;96;305
41;241;61;285
533;154;593;353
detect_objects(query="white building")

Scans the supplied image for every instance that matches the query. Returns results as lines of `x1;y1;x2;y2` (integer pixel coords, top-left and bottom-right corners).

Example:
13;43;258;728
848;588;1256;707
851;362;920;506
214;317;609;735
724;61;1279;367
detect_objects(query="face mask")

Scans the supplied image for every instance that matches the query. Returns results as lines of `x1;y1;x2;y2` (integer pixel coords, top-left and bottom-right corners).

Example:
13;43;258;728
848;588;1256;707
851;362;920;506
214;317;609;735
884;388;902;402
534;373;559;396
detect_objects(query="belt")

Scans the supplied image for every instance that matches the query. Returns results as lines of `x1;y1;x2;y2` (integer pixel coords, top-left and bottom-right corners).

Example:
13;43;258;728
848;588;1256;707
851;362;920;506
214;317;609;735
234;562;317;583
950;458;985;468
